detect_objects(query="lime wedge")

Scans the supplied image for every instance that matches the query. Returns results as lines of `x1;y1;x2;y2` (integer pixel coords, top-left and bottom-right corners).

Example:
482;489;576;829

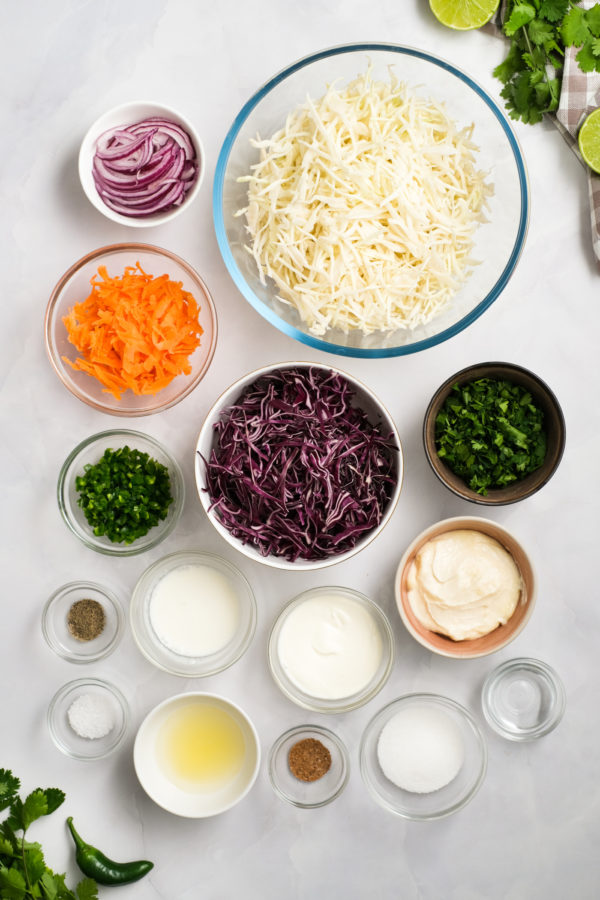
578;108;600;175
429;0;500;30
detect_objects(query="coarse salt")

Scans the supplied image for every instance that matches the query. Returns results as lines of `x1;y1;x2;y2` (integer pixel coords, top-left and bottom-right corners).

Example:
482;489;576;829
377;705;464;793
67;692;115;740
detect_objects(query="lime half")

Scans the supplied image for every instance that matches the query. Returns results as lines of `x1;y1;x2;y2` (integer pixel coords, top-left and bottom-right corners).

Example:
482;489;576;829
429;0;500;30
578;108;600;174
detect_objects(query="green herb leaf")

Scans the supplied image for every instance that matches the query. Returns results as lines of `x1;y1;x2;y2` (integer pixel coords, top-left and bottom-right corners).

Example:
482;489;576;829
505;3;537;36
0;865;27;900
74;880;98;900
561;5;589;44
539;0;572;24
0;774;20;815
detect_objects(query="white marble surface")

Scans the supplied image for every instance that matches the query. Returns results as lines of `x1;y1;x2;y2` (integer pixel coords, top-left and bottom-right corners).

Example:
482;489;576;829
2;2;599;898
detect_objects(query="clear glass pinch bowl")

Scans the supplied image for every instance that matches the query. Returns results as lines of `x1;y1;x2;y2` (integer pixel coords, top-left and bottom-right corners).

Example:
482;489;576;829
213;43;529;358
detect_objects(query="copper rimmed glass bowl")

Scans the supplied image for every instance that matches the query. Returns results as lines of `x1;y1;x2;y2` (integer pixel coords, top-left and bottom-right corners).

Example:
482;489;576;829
45;243;217;416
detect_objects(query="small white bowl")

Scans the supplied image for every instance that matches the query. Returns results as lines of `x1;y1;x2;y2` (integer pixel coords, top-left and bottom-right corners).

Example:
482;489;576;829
79;101;204;227
133;692;260;817
130;550;257;677
195;361;403;570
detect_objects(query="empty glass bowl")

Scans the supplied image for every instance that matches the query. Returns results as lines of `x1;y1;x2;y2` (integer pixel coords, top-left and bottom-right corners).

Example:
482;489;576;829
360;694;487;820
47;677;129;760
42;581;124;663
481;657;566;741
57;429;184;557
268;725;350;808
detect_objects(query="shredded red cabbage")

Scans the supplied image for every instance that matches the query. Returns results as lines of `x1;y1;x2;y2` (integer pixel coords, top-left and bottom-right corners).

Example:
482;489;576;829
92;117;198;217
201;367;399;562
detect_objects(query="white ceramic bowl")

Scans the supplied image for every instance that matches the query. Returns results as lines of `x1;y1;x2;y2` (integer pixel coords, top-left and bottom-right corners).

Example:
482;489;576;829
130;550;257;677
133;692;260;817
79;100;204;226
195;361;403;570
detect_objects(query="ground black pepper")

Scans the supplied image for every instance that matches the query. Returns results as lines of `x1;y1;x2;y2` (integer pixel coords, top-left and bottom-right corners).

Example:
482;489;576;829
67;598;106;642
288;738;332;782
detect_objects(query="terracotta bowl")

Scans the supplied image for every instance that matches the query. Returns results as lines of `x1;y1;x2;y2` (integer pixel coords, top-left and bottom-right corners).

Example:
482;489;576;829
394;516;535;659
423;362;565;505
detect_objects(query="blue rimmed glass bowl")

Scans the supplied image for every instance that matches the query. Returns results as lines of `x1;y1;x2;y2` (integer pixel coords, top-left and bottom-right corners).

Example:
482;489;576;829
213;43;529;359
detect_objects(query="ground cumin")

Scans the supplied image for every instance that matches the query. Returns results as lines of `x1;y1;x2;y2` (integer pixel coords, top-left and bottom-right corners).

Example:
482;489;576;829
288;738;332;782
67;598;106;642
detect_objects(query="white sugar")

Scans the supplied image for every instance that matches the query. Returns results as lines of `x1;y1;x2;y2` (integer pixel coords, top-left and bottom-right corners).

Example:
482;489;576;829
67;692;115;740
377;705;464;793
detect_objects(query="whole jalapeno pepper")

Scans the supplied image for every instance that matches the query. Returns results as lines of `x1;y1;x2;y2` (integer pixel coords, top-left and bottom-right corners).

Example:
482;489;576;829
66;817;154;886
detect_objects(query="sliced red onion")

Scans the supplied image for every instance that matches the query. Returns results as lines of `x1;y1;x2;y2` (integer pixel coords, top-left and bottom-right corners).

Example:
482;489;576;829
92;116;199;218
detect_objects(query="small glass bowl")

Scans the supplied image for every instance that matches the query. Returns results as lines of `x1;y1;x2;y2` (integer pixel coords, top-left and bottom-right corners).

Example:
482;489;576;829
57;429;184;556
42;581;124;663
481;657;566;741
268;586;394;713
45;243;217;417
268;725;350;808
130;550;257;676
47;677;129;760
360;694;487;821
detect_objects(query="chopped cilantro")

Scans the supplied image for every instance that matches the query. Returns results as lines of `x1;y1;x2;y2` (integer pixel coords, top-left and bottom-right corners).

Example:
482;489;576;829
434;377;547;495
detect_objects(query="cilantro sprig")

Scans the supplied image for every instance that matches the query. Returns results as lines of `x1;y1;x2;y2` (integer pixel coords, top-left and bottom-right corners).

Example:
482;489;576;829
495;0;600;124
0;768;97;900
434;378;547;495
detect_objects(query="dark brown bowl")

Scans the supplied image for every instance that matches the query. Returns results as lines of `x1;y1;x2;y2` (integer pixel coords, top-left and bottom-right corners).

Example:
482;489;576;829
423;362;565;506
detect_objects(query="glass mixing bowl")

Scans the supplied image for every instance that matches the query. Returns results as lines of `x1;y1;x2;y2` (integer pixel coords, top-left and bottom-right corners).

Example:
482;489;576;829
214;43;528;358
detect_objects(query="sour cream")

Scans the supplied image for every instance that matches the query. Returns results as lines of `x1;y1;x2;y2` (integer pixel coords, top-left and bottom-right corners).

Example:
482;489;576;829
276;590;384;700
407;530;522;641
149;564;240;657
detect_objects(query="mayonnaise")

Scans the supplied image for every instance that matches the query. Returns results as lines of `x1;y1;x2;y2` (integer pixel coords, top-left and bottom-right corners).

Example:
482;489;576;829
406;530;522;641
276;591;384;700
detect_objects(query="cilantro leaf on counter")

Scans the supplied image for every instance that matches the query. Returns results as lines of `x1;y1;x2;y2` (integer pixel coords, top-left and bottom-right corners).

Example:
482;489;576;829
434;377;547;495
495;0;600;123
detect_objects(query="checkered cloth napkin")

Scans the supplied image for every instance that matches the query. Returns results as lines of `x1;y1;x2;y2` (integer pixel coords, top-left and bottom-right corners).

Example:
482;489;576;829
490;0;600;264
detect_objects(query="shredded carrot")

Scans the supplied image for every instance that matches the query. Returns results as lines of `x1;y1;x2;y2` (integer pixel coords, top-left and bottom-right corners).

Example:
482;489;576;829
62;262;203;400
